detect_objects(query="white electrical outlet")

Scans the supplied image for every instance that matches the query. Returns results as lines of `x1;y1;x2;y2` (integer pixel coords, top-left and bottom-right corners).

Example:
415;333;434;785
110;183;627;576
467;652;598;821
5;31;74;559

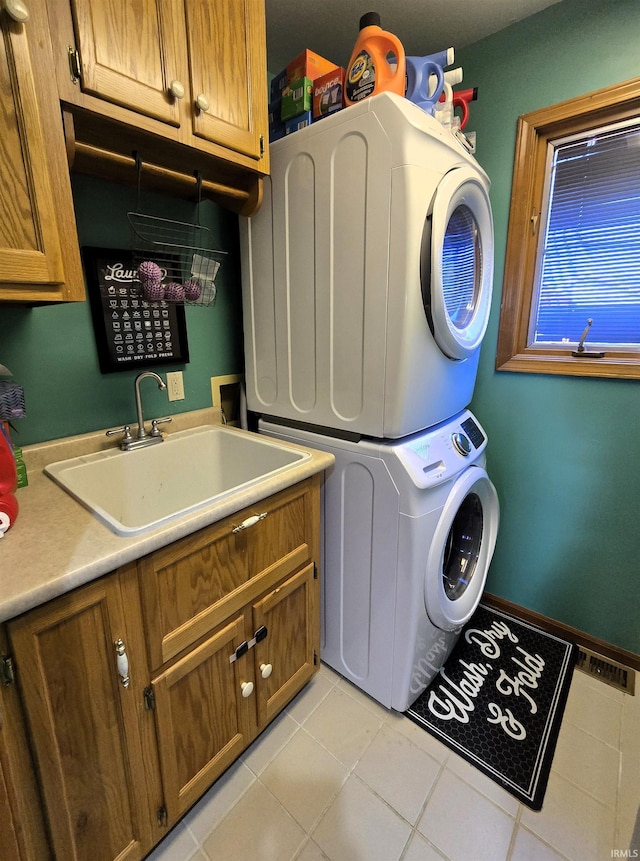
166;371;185;401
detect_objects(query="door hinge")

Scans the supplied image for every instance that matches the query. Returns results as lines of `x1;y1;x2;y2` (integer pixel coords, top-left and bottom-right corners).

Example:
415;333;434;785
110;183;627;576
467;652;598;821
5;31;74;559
313;650;318;666
259;134;265;158
143;687;156;711
68;46;82;84
156;805;168;828
1;655;15;686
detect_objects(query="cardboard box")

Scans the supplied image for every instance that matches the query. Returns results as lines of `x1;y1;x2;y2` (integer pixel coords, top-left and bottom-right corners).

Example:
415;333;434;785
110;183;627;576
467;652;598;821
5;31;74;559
286;49;338;83
285;110;313;135
270;67;288;100
281;77;313;121
269;123;286;142
312;67;345;119
268;98;282;126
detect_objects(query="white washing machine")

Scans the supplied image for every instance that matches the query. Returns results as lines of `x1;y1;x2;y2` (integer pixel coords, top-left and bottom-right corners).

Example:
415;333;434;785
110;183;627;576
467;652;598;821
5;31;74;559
240;92;494;439
260;409;500;711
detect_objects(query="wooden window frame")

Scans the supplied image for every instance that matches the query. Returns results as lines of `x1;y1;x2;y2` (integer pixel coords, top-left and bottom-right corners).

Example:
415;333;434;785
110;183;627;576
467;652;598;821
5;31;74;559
496;76;640;379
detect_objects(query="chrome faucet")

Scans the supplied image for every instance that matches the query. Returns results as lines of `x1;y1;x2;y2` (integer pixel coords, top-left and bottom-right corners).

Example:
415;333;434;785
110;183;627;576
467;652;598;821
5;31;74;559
106;371;172;450
135;371;166;439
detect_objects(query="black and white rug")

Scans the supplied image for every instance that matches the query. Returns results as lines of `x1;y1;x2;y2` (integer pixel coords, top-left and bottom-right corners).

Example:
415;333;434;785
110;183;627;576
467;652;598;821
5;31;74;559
405;604;578;810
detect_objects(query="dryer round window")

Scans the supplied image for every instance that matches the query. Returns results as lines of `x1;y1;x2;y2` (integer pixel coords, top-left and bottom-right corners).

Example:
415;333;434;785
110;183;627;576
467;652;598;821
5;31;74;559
425;166;494;360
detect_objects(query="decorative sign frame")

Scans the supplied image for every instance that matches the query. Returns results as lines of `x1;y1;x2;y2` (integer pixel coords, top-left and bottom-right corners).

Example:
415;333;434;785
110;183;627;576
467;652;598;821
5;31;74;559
83;247;190;374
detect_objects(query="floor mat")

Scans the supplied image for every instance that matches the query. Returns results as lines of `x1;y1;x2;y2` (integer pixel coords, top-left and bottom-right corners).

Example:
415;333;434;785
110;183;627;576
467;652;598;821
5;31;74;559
405;603;578;810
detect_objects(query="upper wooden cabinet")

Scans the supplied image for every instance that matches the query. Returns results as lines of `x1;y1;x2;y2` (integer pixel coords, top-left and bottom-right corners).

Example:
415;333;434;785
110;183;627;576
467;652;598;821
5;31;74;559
0;1;85;302
47;0;269;210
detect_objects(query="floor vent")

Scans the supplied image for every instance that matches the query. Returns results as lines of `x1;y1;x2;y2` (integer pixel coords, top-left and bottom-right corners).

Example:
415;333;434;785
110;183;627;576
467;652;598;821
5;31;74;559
576;647;635;695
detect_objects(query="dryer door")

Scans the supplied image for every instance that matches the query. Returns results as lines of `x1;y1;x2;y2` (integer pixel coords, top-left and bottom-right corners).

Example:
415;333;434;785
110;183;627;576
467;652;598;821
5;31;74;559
424;466;499;631
422;166;494;360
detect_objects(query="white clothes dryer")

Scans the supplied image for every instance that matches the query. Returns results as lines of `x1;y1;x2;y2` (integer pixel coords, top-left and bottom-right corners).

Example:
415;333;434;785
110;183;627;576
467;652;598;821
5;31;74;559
260;409;500;711
241;92;494;438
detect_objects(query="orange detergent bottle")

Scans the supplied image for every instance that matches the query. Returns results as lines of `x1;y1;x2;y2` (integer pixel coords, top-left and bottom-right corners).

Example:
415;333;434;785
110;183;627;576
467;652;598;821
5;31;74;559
344;11;406;105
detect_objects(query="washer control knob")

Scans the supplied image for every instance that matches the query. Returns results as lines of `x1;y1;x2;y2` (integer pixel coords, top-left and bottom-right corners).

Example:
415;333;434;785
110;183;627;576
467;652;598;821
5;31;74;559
452;432;472;457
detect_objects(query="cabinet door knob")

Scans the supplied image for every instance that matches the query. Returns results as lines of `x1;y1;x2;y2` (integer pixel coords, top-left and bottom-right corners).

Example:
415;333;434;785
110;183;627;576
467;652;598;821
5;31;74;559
4;0;29;21
114;638;130;688
195;93;210;112
241;681;254;698
168;79;185;100
260;663;273;679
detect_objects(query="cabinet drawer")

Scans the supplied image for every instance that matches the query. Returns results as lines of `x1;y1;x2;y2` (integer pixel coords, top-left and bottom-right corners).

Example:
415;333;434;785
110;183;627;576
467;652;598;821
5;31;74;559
138;477;320;668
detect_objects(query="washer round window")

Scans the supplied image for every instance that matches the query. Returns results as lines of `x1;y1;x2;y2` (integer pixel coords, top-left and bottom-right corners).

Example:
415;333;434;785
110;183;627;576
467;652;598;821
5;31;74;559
442;492;484;600
441;204;482;331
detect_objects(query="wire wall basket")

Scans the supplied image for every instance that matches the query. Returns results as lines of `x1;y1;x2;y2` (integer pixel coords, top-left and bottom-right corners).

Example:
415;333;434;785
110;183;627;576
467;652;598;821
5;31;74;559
128;161;226;307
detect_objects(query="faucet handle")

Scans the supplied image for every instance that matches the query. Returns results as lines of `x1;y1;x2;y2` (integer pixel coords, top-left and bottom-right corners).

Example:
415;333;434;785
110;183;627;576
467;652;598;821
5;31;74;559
150;417;172;437
106;424;133;442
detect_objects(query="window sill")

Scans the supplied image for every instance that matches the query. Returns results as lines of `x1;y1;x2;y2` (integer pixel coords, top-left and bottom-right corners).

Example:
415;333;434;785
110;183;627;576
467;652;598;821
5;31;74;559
496;352;640;379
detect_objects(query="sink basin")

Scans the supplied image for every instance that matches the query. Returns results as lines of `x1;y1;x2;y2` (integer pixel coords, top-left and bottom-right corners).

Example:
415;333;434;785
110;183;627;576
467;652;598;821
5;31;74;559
45;425;311;536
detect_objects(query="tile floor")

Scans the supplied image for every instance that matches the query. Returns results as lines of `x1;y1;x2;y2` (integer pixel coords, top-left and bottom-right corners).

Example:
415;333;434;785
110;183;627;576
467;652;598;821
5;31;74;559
145;663;639;861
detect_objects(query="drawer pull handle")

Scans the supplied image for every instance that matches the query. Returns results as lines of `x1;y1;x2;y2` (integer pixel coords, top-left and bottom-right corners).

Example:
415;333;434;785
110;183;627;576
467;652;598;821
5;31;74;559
232;512;268;533
114;638;130;688
241;681;254;698
260;663;273;679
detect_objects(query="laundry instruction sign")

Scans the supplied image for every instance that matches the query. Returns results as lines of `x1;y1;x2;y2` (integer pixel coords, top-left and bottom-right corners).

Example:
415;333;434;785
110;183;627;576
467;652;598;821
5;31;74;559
83;247;190;374
406;604;577;810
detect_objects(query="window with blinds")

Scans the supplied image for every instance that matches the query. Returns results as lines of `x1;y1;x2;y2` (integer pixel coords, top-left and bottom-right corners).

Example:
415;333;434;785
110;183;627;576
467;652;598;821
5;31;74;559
533;121;640;348
496;77;640;379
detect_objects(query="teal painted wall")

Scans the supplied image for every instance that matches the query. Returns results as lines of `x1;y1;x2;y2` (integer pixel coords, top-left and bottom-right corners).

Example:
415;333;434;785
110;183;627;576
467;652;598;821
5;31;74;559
460;0;640;653
0;175;244;445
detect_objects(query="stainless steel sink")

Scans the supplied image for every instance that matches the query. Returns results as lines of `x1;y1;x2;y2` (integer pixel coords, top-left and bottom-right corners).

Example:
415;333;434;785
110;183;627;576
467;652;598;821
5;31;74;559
45;425;310;536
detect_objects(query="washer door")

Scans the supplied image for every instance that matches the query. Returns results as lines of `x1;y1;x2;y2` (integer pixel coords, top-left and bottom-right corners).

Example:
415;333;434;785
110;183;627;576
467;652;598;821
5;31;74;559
421;166;494;360
424;466;499;631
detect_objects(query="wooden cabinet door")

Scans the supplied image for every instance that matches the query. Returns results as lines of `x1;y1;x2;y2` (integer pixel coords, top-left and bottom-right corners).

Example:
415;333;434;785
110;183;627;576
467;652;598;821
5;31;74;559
8;574;155;861
67;0;188;125
185;0;267;161
0;2;84;300
252;563;319;727
0;630;51;861
151;615;252;821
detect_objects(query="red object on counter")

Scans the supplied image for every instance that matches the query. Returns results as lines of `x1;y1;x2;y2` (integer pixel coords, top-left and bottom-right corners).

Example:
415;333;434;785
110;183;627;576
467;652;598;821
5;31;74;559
0;421;18;534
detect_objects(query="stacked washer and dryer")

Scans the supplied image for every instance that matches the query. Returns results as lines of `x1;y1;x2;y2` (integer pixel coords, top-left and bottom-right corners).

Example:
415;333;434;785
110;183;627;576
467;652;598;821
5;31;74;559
240;92;499;711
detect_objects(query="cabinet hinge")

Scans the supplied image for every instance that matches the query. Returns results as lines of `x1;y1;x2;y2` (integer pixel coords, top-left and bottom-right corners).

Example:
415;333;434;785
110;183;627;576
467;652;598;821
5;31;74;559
313;650;318;667
68;47;82;84
143;687;156;711
259;134;265;158
1;655;15;686
156;805;168;828
313;562;318;580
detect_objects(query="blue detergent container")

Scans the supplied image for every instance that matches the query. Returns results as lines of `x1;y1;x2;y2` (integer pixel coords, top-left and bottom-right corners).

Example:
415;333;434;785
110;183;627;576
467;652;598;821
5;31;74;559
405;47;453;115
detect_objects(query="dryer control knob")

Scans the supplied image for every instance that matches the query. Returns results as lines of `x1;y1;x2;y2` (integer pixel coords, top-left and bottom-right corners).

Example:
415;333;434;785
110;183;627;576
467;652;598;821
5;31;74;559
452;432;472;456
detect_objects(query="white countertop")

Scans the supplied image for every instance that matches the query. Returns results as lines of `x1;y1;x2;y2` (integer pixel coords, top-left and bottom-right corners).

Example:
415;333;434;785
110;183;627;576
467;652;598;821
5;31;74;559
0;409;333;624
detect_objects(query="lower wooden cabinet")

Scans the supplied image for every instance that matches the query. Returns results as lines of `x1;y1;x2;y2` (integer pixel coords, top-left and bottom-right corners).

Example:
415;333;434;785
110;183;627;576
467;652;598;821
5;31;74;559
4;475;321;861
